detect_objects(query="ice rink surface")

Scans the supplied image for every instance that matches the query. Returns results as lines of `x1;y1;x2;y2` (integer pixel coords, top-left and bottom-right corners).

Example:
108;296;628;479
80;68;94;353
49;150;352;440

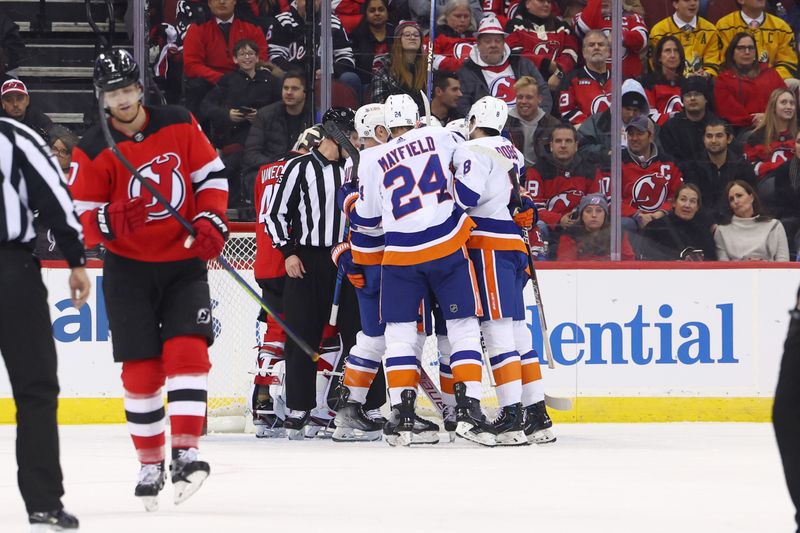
0;423;794;532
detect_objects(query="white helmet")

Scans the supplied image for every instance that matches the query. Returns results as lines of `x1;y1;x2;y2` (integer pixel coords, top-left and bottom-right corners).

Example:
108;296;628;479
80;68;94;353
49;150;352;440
383;94;419;129
445;118;470;140
468;96;508;134
355;103;385;141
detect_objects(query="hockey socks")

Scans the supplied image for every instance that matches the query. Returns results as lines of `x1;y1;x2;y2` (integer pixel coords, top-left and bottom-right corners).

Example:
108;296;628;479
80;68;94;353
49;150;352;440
445;317;483;401
342;332;384;404
515;320;545;406
124;389;166;464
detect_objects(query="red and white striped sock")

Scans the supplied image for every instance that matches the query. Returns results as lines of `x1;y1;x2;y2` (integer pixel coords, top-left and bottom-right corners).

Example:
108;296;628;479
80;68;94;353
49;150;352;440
124;390;166;464
166;374;208;458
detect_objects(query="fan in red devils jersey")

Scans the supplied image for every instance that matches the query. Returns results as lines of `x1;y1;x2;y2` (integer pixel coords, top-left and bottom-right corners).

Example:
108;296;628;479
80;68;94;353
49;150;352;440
430;0;478;73
504;0;579;90
573;0;649;79
557;30;611;126
742;87;798;180
620;115;683;234
69;49;228;511
250;125;323;439
524;123;603;231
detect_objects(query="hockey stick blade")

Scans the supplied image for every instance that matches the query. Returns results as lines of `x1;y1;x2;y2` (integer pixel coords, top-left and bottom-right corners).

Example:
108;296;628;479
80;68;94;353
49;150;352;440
97;94;320;362
545;394;572;411
420;90;432;126
322;120;359;186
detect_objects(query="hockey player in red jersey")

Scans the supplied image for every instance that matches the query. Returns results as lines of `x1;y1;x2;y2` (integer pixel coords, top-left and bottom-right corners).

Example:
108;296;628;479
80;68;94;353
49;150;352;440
251;125;324;438
69;50;228;511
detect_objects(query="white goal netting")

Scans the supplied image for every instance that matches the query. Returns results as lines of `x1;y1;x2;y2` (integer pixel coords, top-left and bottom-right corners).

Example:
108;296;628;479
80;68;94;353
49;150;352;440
206;223;500;430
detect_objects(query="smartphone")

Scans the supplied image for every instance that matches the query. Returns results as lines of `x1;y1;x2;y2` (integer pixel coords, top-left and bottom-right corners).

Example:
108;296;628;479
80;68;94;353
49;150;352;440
235;106;256;114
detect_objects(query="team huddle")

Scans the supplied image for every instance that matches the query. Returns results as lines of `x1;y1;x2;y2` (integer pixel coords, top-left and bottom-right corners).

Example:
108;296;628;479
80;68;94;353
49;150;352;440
60;49;557;515
252;93;557;448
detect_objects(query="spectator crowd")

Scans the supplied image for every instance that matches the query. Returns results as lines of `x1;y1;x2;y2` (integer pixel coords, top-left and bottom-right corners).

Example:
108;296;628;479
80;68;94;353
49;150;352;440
3;0;800;262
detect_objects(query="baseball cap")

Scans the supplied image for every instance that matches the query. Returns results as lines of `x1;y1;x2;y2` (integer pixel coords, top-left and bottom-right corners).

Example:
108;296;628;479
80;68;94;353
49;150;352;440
1;79;28;98
625;115;654;134
477;15;507;37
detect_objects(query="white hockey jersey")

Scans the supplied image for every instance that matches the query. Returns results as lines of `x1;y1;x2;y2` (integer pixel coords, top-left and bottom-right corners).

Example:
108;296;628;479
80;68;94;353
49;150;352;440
453;135;528;254
343;153;385;265
350;126;475;266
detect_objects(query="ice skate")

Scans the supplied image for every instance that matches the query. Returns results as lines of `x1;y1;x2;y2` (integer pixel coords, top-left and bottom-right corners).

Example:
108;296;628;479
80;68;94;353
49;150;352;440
492;404;528;446
442;405;457;442
283;410;309;440
454;382;496;447
411;414;440;445
170;448;210;505
333;400;383;442
524;400;556;444
305;412;336;439
383;389;417;447
29;509;79;531
134;462;166;511
365;407;387;426
253;399;286;439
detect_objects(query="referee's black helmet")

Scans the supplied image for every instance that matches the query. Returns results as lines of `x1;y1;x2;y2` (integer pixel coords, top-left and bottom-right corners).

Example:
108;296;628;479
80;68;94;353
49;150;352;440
93;49;140;91
321;107;356;135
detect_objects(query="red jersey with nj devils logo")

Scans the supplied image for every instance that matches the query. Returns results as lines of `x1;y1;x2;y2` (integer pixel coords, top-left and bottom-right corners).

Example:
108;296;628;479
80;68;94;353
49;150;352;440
254;154;298;279
620;148;683;216
430;26;476;73
70;105;228;261
558;67;612;125
524;152;603;227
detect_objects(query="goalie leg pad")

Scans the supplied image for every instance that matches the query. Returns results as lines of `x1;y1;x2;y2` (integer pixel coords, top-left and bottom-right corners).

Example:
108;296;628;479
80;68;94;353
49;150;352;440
445;317;483;401
384;322;421;406
483;319;522;408
343;332;385;404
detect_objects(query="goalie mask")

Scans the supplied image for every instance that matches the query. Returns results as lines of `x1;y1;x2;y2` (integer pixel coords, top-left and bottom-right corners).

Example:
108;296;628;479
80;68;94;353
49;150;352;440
354;103;386;142
468;96;508;135
383;94;419;129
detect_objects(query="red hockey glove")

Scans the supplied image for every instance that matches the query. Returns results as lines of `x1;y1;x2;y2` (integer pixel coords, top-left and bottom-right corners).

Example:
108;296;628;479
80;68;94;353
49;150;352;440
96;197;146;240
330;242;365;289
186;211;229;260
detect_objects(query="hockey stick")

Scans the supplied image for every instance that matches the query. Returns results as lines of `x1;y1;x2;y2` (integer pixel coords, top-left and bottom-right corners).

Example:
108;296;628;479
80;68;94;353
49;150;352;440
470;145;555;369
325;120;360;326
420;90;432;127
97;94;320;362
418;367;446;416
425;4;436;104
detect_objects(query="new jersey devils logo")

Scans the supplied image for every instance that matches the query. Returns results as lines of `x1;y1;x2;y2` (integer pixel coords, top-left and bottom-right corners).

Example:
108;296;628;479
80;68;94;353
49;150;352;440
128;152;186;220
490;76;517;107
664;95;683;115
591;94;611;114
546;189;584;211
453;42;474;60
632;173;669;212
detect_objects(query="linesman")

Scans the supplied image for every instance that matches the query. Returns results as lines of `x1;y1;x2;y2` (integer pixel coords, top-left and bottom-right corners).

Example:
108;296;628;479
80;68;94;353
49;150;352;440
0;117;89;530
266;107;369;438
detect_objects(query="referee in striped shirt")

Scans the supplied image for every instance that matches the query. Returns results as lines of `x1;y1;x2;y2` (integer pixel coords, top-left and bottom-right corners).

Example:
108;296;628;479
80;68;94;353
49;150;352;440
266;107;362;434
0;117;88;529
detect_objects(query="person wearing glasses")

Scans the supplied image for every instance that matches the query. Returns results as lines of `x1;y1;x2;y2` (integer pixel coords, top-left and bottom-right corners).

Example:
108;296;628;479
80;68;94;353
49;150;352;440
714;32;786;131
48;125;79;176
371;20;428;114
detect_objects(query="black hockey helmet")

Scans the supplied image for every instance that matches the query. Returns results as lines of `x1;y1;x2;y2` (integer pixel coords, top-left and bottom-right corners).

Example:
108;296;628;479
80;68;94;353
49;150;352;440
93;49;140;92
321;107;356;135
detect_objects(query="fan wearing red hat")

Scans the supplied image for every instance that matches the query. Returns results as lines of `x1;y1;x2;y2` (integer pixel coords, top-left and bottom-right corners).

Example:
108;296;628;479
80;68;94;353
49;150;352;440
0;79;53;138
456;15;552;118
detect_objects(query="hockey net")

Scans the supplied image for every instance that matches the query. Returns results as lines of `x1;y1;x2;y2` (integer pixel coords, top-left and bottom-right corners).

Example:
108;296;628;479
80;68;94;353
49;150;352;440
206;223;500;430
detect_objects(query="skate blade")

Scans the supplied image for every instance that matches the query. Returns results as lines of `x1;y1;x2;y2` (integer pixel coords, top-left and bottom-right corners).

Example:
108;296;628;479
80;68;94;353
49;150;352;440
138;495;160;512
255;427;287;439
174;470;209;505
409;431;439;445
528;428;557;445
384;434;398;447
456;421;496;447
305;425;334;439
30;525;71;533
286;428;305;441
495;430;530;446
332;427;382;442
448;431;457;443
